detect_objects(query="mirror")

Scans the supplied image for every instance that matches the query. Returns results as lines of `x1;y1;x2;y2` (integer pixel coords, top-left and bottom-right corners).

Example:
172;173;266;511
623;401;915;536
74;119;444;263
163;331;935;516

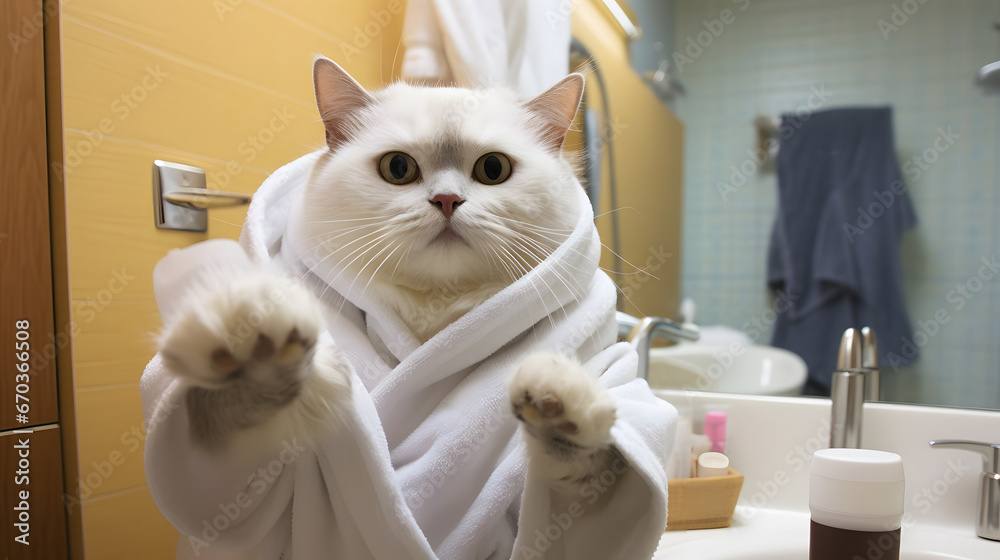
626;0;999;410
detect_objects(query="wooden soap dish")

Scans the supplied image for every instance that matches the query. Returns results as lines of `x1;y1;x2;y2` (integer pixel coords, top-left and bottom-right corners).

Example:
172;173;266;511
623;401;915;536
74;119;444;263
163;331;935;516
666;467;744;531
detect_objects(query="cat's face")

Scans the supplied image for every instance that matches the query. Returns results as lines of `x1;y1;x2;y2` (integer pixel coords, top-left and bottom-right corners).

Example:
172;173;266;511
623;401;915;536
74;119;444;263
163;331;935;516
296;58;584;293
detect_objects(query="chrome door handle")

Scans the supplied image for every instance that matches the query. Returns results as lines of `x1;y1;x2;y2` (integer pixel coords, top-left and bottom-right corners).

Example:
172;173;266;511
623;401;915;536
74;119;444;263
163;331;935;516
163;188;252;210
153;160;251;232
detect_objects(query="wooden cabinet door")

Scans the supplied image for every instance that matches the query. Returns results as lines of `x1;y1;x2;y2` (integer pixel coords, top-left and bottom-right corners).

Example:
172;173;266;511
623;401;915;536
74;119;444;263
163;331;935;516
1;427;69;559
2;0;70;558
1;0;60;431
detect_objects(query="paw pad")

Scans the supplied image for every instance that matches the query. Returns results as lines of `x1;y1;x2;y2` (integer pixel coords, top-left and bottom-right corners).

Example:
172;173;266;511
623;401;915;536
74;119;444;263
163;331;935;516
252;335;276;360
211;349;241;375
513;390;566;424
209;330;313;379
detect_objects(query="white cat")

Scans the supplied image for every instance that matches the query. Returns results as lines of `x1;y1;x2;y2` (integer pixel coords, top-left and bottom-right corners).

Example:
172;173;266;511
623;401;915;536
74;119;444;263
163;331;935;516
158;57;621;501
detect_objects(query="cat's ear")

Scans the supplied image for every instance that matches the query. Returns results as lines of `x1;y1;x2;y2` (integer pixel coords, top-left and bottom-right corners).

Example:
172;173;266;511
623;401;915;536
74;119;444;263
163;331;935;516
525;74;585;152
313;56;374;152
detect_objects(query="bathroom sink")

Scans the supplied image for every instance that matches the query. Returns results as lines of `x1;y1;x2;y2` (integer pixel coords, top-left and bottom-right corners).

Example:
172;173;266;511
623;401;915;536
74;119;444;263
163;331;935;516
655;508;997;560
647;344;807;396
652;390;1000;560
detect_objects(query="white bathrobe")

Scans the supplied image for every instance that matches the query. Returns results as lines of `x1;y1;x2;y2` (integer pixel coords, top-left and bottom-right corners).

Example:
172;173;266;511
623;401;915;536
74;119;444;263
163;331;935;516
141;151;675;560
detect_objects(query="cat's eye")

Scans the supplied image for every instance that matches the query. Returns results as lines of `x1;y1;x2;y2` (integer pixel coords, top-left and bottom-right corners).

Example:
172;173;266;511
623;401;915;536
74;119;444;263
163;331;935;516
378;152;420;185
473;153;512;185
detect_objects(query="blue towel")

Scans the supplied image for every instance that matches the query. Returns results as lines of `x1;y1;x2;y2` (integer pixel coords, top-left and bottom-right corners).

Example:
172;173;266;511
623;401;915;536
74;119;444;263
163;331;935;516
767;107;917;395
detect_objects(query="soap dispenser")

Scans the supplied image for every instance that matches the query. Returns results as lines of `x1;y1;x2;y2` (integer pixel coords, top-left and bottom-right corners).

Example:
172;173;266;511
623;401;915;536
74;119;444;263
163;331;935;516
929;440;1000;541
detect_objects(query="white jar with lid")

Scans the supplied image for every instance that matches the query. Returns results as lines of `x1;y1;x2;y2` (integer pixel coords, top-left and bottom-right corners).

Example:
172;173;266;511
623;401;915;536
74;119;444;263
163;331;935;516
809;448;905;560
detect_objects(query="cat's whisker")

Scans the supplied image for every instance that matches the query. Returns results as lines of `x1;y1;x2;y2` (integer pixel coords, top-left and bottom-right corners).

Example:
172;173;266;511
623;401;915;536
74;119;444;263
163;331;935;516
494;215;575;235
593;206;639;220
496;221;649;278
505;232;615;350
387;240;414;284
388;19;405;84
331;234;391;304
508;224;661;281
306;216;391;225
297;224;397;281
322;231;395;288
293;220;391;247
298;229;397;292
597;242;661;279
484;245;514;284
512;232;591;279
360;238;406;294
491;243;560;333
501;228;593;275
508;235;590;311
488;233;568;316
209;216;246;229
320;231;394;313
517;231;653;315
507;237;585;304
295;223;387;246
470;226;612;342
495;220;656;283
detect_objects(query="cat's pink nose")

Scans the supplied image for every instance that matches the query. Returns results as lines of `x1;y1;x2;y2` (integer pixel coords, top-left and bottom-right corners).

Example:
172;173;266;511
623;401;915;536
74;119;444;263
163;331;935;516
430;194;464;217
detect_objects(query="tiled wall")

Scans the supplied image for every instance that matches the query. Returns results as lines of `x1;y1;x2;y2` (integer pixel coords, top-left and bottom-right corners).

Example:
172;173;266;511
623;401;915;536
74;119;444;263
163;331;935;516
672;0;1000;408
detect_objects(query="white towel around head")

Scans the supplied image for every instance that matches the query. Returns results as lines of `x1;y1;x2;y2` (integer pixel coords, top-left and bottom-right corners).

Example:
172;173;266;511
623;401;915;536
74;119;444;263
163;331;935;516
141;150;675;560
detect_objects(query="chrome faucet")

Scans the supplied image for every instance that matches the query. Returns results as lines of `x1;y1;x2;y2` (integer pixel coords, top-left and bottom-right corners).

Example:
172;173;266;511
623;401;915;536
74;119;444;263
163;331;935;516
617;312;700;381
829;327;882;448
830;328;866;448
929;440;1000;541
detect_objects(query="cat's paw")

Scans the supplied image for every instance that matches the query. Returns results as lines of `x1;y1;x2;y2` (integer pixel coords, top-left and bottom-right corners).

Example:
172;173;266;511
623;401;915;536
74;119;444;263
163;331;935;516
508;352;616;454
159;272;323;392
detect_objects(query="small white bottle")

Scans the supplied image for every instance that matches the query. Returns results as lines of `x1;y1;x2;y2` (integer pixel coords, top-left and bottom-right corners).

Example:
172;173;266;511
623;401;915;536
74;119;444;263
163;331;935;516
666;410;692;478
809;449;904;560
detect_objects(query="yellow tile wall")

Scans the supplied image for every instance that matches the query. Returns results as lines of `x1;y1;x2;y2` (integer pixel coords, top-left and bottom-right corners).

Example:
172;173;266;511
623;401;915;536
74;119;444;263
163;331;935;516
54;1;406;557
572;1;685;319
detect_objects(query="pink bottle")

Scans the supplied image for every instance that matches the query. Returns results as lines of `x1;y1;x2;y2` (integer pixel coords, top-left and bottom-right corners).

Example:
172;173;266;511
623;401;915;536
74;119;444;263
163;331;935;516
704;411;727;454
